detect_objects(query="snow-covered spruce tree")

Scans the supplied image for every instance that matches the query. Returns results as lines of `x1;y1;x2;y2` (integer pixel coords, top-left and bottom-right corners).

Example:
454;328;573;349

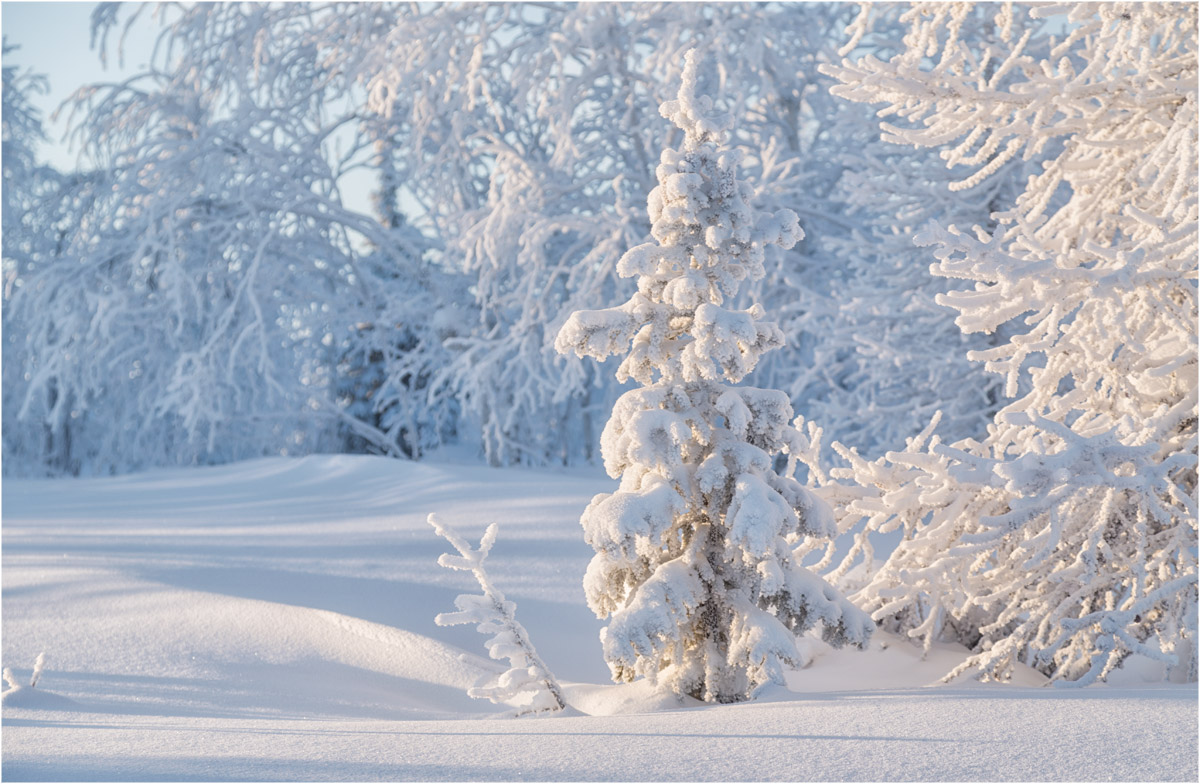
556;52;873;703
819;2;1197;684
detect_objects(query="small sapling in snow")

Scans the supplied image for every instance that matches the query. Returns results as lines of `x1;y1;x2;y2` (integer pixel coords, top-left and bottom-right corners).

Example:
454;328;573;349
428;514;566;715
3;652;46;691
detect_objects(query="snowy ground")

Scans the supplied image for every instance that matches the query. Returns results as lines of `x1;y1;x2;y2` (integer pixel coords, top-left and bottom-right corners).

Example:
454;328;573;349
2;454;1196;781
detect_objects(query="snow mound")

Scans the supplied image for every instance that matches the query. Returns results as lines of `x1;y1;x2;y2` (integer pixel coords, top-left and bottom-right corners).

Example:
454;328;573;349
1;685;82;711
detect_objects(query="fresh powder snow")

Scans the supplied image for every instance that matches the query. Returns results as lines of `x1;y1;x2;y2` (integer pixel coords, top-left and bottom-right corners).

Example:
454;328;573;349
3;454;1195;781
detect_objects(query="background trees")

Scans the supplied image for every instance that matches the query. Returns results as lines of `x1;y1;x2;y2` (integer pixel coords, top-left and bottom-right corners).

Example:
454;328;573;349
3;5;456;474
2;40;65;472
4;1;999;474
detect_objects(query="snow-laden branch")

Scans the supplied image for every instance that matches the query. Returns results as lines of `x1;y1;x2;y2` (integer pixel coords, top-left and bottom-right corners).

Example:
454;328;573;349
819;1;1197;686
427;514;565;715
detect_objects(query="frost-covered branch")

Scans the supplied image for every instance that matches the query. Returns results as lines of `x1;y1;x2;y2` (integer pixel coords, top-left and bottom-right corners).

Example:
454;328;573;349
821;2;1197;685
427;514;565;715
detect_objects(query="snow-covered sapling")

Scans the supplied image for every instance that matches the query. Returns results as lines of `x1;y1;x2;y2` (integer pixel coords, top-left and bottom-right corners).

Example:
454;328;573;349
427;514;565;714
3;652;46;691
556;50;874;703
29;651;45;688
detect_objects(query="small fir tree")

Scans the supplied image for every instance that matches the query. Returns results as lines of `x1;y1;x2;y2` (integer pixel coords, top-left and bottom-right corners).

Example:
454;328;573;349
556;51;873;703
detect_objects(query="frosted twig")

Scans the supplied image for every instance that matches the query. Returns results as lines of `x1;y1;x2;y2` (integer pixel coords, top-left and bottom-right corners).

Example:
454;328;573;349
428;514;565;715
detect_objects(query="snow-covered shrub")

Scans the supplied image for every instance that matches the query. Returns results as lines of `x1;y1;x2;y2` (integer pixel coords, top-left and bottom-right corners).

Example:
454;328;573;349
30;652;45;689
3;652;47;691
428;515;566;715
819;1;1198;685
556;51;873;703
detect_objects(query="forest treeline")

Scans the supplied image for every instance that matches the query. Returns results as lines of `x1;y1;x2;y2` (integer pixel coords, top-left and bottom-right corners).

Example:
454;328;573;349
4;2;1017;474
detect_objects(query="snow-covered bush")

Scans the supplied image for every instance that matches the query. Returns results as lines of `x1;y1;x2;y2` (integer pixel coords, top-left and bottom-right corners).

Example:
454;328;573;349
428;515;566;715
557;51;873;703
2;652;47;695
819;1;1198;684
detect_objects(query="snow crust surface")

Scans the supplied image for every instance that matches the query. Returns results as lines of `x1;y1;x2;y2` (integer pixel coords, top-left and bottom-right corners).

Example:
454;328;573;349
3;455;1196;781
